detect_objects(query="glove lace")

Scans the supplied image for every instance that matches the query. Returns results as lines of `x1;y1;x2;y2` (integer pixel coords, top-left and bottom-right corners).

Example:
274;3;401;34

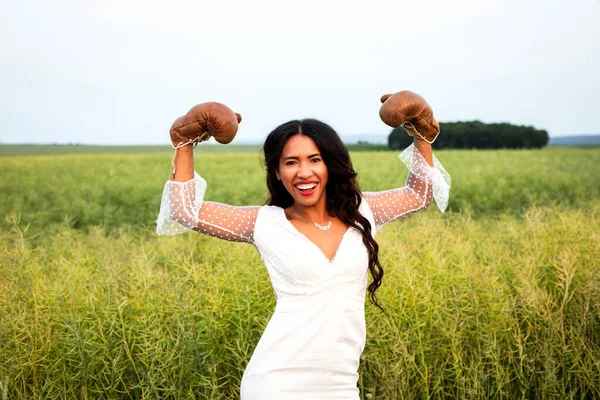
402;121;437;144
171;131;211;149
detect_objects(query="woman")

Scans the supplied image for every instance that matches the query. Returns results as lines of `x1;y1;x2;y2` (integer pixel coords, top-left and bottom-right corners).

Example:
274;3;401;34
157;116;450;399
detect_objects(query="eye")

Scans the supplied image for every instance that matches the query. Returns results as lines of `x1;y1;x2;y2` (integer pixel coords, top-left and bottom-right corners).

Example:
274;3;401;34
311;157;321;163
285;160;296;166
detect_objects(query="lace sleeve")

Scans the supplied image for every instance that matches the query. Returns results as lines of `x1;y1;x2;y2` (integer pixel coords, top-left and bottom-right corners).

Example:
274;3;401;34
156;172;260;243
362;143;451;232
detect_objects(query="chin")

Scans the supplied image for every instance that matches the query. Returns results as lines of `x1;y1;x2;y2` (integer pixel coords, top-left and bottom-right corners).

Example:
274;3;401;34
294;194;325;207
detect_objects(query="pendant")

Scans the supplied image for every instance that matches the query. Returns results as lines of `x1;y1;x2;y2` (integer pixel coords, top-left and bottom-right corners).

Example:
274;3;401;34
315;221;332;231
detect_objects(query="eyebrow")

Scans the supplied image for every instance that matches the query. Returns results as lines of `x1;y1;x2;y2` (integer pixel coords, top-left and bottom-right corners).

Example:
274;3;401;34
282;153;321;161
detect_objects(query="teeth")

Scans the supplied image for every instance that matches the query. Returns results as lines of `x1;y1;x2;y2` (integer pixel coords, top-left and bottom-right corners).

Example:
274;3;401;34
296;183;316;190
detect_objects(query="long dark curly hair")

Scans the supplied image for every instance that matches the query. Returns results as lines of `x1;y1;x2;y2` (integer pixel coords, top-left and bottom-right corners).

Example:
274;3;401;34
262;119;384;310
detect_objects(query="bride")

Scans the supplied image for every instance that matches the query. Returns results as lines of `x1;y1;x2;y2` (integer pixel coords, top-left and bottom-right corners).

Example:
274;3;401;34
157;92;450;399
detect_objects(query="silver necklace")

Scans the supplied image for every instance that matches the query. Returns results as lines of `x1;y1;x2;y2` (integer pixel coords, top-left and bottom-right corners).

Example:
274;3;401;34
292;205;332;231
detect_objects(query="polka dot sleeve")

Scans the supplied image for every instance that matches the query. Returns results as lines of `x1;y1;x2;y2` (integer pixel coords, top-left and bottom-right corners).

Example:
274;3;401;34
156;172;260;243
362;143;451;232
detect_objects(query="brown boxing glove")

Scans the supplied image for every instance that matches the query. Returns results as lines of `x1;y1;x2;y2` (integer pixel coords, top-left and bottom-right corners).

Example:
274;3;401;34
170;102;242;148
379;91;440;144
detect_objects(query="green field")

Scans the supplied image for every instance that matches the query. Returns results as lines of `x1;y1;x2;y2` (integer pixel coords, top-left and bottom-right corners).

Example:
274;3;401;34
1;147;599;399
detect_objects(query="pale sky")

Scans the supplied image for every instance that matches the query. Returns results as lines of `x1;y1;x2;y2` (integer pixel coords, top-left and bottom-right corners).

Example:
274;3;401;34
1;0;599;145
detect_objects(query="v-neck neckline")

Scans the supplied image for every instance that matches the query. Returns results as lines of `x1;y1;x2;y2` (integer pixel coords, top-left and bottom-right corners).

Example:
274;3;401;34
280;207;351;264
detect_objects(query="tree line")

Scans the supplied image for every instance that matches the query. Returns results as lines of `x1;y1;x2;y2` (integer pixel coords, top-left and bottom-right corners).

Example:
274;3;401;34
388;121;549;150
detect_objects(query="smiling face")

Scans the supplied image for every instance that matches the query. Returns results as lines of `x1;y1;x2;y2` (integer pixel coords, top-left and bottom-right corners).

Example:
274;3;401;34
276;134;329;209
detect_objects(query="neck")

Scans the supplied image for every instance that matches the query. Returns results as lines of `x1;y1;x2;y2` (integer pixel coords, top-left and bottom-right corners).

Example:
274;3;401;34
293;203;330;225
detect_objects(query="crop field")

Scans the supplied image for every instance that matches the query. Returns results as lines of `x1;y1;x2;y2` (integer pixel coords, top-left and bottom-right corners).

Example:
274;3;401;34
1;146;599;399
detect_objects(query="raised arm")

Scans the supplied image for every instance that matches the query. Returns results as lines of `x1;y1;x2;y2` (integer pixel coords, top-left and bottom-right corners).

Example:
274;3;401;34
362;138;450;233
156;145;260;242
158;147;261;242
364;90;451;233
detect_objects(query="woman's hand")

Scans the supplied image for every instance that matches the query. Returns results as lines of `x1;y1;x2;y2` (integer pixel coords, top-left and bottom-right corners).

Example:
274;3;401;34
168;101;242;181
379;90;440;144
170;102;242;148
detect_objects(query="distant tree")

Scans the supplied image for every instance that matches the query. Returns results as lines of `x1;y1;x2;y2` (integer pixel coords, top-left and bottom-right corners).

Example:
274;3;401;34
388;127;413;150
388;121;549;150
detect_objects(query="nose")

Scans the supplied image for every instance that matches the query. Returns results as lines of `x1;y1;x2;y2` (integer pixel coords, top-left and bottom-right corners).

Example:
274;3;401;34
297;161;313;178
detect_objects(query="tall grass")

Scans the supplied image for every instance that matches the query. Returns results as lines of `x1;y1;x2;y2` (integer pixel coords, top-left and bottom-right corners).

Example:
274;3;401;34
364;205;600;399
1;148;598;236
1;148;599;398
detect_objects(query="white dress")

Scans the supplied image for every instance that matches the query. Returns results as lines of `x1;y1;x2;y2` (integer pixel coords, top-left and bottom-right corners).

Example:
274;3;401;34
156;144;451;399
